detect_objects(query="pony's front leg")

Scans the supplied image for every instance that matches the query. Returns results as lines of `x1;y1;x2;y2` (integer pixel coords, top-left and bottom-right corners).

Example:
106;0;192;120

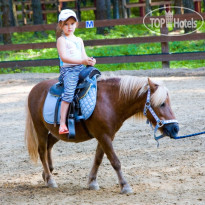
88;143;104;190
98;135;133;194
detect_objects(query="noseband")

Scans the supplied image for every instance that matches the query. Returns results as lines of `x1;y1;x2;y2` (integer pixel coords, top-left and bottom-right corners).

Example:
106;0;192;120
143;88;178;145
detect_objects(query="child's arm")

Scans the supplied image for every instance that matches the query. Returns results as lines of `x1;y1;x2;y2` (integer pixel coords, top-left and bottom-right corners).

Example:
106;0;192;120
80;38;96;66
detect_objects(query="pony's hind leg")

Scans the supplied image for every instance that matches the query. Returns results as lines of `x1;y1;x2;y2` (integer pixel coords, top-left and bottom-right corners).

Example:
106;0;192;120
98;135;133;194
38;130;58;188
47;133;59;173
88;143;104;190
42;133;59;182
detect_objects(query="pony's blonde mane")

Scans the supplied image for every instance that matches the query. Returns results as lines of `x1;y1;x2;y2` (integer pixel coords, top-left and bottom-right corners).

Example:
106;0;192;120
98;75;169;107
119;75;168;107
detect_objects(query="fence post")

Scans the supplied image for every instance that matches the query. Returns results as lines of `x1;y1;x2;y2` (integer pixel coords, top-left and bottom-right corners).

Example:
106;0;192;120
194;0;201;12
22;0;27;25
139;0;145;17
160;24;170;69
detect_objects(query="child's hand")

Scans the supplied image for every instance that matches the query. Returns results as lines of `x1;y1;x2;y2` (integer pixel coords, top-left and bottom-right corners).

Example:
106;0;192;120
82;57;91;65
83;57;96;66
90;57;96;66
88;57;96;66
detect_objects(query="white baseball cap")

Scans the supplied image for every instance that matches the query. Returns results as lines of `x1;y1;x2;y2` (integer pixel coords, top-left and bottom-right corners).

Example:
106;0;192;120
58;9;78;22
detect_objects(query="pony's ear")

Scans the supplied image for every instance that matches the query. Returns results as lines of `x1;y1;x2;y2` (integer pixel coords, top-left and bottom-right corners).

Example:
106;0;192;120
148;78;158;92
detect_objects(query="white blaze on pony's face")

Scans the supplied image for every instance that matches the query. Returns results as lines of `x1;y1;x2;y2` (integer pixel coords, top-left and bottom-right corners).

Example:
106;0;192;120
147;78;179;138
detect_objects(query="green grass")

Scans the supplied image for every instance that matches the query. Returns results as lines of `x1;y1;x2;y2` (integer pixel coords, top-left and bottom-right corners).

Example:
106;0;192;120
0;21;205;73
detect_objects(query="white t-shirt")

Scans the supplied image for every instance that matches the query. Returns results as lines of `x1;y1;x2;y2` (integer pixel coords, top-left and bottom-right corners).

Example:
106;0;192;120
60;35;82;67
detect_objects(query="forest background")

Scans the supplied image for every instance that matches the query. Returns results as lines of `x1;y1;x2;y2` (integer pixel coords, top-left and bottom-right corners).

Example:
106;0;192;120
0;0;205;73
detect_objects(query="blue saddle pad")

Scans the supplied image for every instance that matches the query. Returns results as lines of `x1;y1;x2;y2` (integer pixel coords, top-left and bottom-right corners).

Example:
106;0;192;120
43;76;97;124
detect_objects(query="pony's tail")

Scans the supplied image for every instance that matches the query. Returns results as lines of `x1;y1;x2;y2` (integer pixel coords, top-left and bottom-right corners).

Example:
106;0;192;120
24;98;39;163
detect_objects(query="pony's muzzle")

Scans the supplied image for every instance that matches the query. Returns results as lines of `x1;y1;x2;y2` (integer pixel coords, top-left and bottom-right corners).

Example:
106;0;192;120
163;122;179;138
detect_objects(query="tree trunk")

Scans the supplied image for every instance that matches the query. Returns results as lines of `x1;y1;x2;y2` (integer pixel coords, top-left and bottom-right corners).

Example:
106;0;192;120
32;0;45;37
0;0;12;44
11;0;18;26
182;0;194;33
76;0;81;22
145;0;151;16
9;0;15;26
96;0;107;34
126;0;131;18
31;0;43;25
174;0;182;14
182;0;194;10
0;1;2;43
105;0;112;20
113;0;120;19
121;0;127;18
105;0;112;31
173;0;182;29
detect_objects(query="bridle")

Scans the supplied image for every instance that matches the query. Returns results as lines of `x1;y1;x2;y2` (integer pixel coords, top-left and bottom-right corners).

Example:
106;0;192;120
143;88;178;145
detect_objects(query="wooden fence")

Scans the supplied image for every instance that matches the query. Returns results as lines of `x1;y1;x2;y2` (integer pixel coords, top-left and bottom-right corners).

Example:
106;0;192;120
11;0;203;25
0;12;205;69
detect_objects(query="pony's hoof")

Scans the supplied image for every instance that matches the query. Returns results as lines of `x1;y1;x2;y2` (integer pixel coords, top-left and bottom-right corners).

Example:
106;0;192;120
42;172;46;181
88;180;100;190
46;178;58;188
120;185;133;194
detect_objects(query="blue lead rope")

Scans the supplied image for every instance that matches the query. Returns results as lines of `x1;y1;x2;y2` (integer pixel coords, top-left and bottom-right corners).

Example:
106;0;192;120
172;131;205;139
153;128;205;147
154;130;205;147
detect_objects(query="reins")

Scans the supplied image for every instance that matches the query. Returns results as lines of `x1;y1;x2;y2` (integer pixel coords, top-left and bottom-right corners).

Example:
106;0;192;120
143;88;205;147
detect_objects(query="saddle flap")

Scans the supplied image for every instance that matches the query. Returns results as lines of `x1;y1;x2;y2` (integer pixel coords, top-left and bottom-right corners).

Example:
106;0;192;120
49;82;64;97
76;82;91;99
78;66;101;84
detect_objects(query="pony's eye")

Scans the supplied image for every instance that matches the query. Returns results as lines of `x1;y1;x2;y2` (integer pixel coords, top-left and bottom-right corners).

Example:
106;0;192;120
160;102;165;107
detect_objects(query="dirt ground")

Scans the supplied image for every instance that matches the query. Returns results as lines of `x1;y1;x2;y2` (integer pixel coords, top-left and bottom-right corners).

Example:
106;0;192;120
0;68;205;205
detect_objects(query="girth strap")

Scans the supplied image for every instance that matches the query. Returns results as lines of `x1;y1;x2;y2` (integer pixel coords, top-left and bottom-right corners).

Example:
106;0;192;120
80;119;93;139
54;97;62;127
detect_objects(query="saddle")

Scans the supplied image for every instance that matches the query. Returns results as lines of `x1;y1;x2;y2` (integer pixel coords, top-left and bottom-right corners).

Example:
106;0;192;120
49;66;101;139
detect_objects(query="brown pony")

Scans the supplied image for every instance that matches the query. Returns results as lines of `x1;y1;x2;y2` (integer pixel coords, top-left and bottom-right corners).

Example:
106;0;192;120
25;75;179;194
